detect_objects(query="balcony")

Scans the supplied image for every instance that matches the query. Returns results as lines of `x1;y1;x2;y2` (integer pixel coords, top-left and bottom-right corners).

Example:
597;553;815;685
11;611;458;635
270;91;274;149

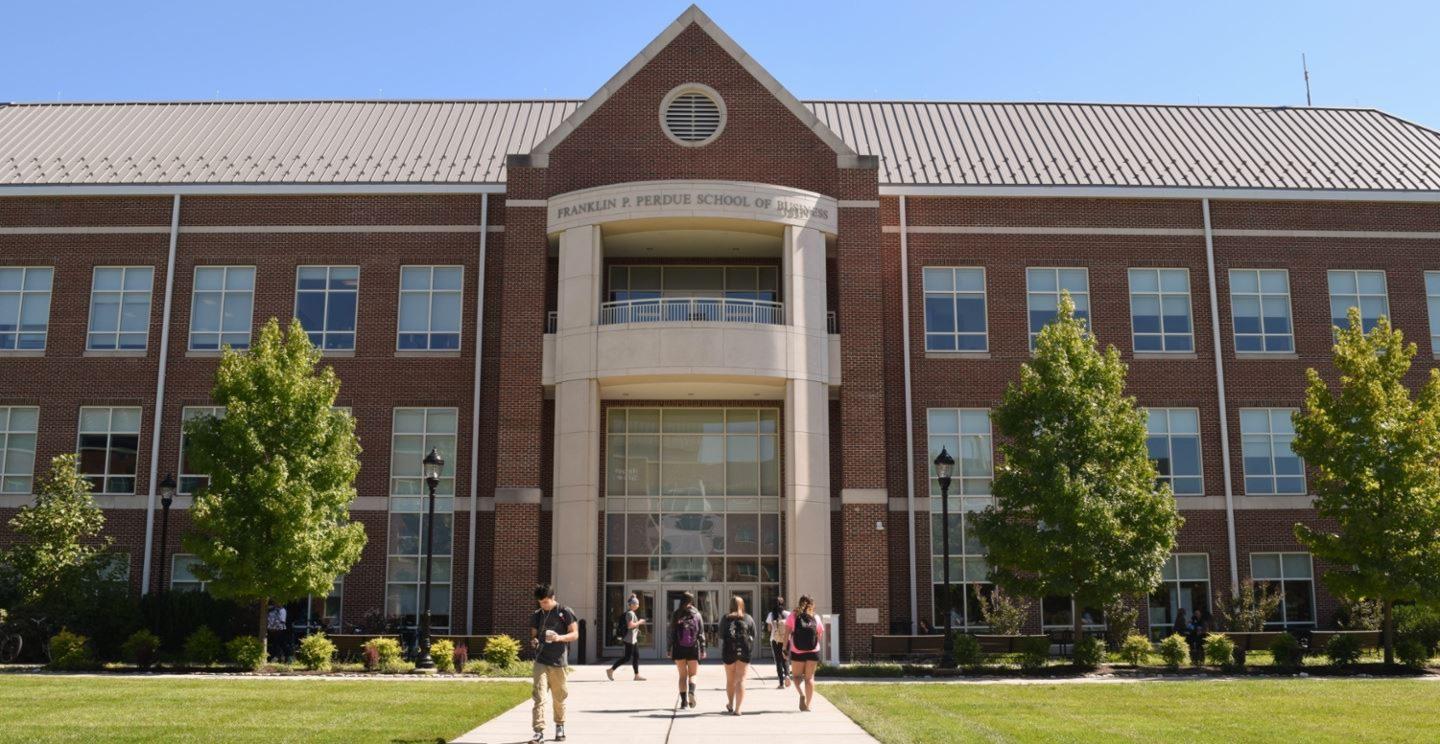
599;297;784;326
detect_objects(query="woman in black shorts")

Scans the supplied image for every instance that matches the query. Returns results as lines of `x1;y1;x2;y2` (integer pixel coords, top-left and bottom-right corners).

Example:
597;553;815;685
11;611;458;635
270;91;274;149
720;595;756;715
787;595;824;711
669;592;705;708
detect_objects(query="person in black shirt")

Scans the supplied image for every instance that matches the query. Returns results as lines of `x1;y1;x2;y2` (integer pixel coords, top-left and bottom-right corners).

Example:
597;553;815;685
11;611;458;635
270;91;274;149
529;584;578;743
720;595;756;715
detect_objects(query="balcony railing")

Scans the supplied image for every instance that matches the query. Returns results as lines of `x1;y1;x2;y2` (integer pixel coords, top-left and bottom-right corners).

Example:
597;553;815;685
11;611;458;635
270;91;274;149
599;297;785;326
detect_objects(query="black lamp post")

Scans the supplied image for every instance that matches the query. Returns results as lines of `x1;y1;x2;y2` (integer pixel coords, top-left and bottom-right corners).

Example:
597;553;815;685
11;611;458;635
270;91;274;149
934;448;958;669
414;447;444;670
155;473;177;638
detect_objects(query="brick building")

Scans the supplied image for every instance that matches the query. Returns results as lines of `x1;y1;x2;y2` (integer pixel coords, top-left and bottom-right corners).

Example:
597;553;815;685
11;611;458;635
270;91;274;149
4;6;1440;660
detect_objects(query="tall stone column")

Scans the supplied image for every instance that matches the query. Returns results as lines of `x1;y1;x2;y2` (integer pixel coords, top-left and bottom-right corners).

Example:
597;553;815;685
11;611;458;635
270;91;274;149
782;225;833;617
551;225;602;658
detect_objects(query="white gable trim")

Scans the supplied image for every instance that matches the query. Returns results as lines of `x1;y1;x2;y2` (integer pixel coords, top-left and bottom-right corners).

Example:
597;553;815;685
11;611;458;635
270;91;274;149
526;5;860;167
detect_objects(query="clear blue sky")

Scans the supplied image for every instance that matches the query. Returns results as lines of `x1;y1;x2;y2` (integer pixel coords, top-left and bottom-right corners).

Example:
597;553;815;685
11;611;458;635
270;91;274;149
3;0;1437;129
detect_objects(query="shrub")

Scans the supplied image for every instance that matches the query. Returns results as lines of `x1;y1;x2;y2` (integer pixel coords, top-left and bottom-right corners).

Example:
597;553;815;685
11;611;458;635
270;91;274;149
1396;604;1440;657
140;591;249;653
453;642;469;670
951;633;983;667
362;637;403;672
227;636;265;671
975;587;1029;636
1204;634;1236;669
1073;636;1104;670
1103;597;1140;650
296;633;336;672
381;659;415;675
1269;633;1305;669
1334;598;1382;630
463;659;492;675
183;626;223;666
1158;634;1188;670
1215;580;1282;633
1396;637;1430;669
1325;633;1363;667
1017;635;1049;670
120;629;161;669
1118;633;1152;666
431;639;456;673
48;628;95;671
482;634;522;667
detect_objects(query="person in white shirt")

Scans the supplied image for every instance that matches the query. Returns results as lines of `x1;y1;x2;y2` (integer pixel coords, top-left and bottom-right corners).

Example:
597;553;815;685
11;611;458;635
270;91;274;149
765;596;791;689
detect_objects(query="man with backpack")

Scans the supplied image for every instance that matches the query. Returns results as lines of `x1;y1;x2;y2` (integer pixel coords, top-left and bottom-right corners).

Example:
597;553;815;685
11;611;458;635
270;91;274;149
606;594;646;681
530;584;578;743
669;591;706;709
765;596;791;688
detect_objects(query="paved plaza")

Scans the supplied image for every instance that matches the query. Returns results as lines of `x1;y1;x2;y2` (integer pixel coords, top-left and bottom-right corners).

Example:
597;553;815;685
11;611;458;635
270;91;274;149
453;662;878;743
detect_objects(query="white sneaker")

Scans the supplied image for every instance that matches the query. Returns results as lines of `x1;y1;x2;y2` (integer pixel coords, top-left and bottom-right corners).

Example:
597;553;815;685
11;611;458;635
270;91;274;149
530;731;544;743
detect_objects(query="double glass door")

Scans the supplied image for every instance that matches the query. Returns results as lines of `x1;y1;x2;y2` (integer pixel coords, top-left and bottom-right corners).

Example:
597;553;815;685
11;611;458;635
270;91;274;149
625;585;763;659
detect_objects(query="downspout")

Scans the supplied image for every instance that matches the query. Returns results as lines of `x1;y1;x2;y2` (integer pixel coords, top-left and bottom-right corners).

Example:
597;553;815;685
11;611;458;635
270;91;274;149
1202;198;1241;595
898;195;919;632
140;194;181;595
466;193;490;635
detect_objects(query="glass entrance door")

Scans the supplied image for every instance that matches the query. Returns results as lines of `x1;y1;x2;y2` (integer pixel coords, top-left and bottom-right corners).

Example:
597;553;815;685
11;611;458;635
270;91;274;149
661;586;721;658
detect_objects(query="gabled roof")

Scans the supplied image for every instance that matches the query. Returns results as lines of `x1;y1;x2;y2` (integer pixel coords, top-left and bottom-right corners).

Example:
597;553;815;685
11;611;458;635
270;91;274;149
3;99;1440;192
525;5;859;167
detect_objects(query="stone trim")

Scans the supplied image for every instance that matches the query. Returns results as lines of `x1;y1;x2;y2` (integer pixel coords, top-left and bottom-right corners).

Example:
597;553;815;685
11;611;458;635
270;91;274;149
494;487;543;505
840;488;888;505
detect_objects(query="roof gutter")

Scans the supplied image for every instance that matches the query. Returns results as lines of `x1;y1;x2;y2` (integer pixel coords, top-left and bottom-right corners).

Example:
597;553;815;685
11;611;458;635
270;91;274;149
140;194;181;595
465;193;489;635
878;184;1440;203
1202;198;1242;596
0;183;507;197
898;195;919;633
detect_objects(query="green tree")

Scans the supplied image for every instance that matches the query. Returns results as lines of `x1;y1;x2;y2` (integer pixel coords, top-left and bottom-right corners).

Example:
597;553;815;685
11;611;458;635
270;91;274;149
182;318;366;655
1;454;112;609
972;294;1183;649
1290;308;1440;665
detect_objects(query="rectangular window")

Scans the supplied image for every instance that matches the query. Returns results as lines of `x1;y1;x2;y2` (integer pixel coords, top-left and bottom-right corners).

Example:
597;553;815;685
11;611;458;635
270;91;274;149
1427;272;1440;355
1229;269;1293;353
189;266;255;351
0;266;54;351
76;406;141;495
1145;408;1203;496
1240;408;1305;495
923;267;988;352
1327;270;1389;332
1128;268;1193;352
606;408;780;500
1147;554;1211;639
1251;552;1316;627
171;554;209;592
386;407;459;631
397;266;462;351
1041;597;1107;631
295;266;359;351
179;406;224;494
87;266;154;351
0;406;39;494
927;409;993;629
1027;267;1089;349
927;409;994;497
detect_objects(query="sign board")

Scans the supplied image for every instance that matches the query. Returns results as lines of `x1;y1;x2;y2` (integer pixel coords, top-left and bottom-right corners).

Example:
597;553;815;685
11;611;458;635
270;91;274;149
547;180;838;234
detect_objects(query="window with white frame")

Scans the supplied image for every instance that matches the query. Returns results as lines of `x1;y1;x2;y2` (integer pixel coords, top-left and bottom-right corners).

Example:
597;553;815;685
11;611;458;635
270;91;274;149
1427;272;1440;355
1147;554;1210;639
927;409;993;629
1145;408;1203;496
1041;597;1107;631
0;406;39;494
1026;267;1089;349
87;266;153;351
100;552;131;584
76;406;141;495
189;266;255;351
0;266;54;351
1240;408;1304;495
923;267;988;351
1327;270;1389;332
927;409;993;497
179;406;224;494
1250;552;1315;627
171;554;209;592
295;266;359;351
1128;268;1193;352
397;266;462;351
386;407;458;630
1229;269;1294;353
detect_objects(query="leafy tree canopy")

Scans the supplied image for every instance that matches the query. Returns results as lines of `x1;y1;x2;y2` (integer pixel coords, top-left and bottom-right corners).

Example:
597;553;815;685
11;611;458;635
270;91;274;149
1;453;113;607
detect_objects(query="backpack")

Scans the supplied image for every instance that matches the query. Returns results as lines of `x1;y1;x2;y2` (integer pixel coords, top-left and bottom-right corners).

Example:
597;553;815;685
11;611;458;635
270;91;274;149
674;611;700;649
725;616;752;656
612;612;629;644
791;612;818;651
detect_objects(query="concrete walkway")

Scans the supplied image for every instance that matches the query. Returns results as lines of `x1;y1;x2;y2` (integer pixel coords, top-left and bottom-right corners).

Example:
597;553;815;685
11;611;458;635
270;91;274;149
453;662;878;743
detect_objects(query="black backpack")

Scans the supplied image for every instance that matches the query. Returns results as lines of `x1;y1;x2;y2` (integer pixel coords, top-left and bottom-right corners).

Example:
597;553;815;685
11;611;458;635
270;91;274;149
791;612;818;651
612;612;629;644
725;616;752;655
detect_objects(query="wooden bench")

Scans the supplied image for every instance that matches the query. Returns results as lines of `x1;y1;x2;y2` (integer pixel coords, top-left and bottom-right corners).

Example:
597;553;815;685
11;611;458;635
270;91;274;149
329;634;398;662
869;634;942;660
1308;630;1382;651
1226;631;1287;653
975;634;1049;654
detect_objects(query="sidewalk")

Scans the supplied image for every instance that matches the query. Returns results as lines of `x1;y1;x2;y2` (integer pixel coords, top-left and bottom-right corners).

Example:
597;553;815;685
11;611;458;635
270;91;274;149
453;661;878;743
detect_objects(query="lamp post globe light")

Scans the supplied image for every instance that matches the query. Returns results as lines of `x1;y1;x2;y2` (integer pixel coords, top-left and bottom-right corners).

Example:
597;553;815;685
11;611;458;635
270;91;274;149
155;473;177;637
933;448;958;669
414;447;444;670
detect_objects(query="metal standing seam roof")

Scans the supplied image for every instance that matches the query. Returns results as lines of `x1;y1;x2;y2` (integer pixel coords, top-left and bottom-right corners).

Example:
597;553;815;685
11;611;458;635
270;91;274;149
2;99;1440;191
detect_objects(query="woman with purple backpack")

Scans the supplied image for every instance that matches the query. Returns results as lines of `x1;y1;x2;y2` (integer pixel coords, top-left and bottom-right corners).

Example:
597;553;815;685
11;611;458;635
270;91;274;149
669;591;706;709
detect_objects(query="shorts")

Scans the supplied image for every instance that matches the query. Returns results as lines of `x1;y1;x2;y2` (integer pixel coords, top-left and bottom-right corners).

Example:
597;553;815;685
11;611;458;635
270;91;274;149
790;651;820;662
671;646;700;661
722;649;751;665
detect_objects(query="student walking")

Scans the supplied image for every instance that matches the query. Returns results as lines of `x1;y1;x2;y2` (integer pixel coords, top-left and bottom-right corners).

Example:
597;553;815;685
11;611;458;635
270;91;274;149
669;591;706;709
607;594;646;681
530;584;579;743
765;596;791;688
720;595;756;715
786;595;824;712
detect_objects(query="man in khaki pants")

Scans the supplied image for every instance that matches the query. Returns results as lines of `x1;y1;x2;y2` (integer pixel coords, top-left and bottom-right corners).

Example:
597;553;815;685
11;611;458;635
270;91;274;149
530;583;579;743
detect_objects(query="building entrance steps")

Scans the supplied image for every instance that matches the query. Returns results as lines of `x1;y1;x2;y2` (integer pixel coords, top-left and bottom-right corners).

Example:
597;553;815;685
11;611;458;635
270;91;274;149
451;662;878;743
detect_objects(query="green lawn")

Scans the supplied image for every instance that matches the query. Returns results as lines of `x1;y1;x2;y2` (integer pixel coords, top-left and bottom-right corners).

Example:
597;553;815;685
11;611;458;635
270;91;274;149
0;676;528;743
823;678;1440;744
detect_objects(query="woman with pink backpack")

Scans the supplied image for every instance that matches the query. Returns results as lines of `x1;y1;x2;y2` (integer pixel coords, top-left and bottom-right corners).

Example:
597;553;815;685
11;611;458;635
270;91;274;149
786;595;824;712
669;591;706;709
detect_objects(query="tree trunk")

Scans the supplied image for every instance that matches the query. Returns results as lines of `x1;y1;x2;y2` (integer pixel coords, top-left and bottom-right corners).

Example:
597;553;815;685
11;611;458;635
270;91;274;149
1382;598;1394;667
1073;607;1084;661
257;597;269;660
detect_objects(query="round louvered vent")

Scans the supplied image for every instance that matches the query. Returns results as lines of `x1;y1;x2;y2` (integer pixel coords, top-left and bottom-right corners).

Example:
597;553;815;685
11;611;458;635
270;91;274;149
660;85;726;146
